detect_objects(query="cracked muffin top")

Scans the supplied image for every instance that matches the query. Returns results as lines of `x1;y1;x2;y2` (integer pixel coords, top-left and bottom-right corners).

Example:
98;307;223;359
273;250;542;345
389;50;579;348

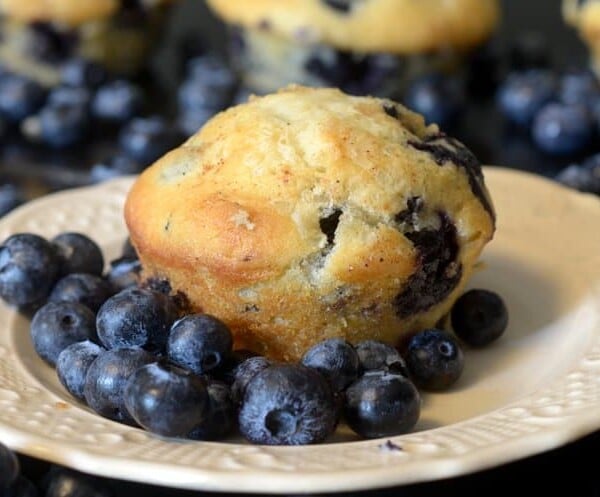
206;0;500;54
0;0;174;26
125;85;495;361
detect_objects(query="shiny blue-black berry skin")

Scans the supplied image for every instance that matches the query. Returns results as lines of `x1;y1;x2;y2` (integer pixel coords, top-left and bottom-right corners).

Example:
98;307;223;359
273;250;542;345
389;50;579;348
41;466;113;497
238;364;337;445
0;440;19;489
91;79;143;123
405;329;464;391
167;314;233;375
0;233;61;306
188;380;236;440
124;362;209;438
48;273;113;312
56;340;103;401
52;232;104;277
344;371;420;439
451;289;509;347
355;339;408;376
30;301;98;366
0;75;46;123
532;102;593;156
301;338;360;392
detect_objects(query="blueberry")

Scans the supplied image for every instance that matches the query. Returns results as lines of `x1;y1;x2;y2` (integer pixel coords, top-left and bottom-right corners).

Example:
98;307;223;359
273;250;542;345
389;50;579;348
496;69;557;126
120;237;137;260
105;256;141;292
0;440;19;489
231;355;273;403
6;476;38;497
56;340;103;401
188;380;235;440
178;78;231;115
124;362;208;437
238;364;337;445
451;289;509;347
0;233;61;306
41;466;113;497
91;80;144;123
301;338;360;392
89;155;143;183
212;348;259;385
559;68;600;105
177;108;217;136
83;347;154;423
52;232;104;276
96;287;178;351
30;301;97;366
48;273;114;312
47;86;92;108
60;58;107;88
532;102;594;156
355;340;409;376
35;102;89;148
555;155;600;194
167;314;233;376
186;55;237;90
0;184;25;217
119;116;181;166
344;371;420;438
0;75;45;123
403;73;465;127
405;329;464;391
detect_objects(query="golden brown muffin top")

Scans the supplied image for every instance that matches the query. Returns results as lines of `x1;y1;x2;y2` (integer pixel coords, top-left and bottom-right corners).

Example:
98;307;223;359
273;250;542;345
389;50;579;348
206;0;500;54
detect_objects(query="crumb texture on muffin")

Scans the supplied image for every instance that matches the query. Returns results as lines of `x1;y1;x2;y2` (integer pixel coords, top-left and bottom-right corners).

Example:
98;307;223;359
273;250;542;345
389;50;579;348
206;0;500;54
125;85;495;361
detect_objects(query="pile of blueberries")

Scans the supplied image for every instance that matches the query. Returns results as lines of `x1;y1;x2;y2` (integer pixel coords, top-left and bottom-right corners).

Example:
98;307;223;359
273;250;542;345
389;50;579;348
0;229;508;446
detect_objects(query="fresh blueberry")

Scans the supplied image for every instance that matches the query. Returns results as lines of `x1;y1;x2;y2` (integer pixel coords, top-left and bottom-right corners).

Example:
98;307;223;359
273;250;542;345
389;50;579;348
559;68;600;105
0;441;19;489
0;184;25;217
405;329;465;391
231;355;273;404
451;289;509;347
96;287;178;352
56;340;103;401
178;78;231;115
52;232;104;276
238;364;337;445
124;362;208;437
355;340;409;376
188;380;235;440
119;116;181;166
83;347;154;423
105;256;141;292
177;108;217;136
120;237;137;260
212;348;259;385
48;273;114;312
6;476;38;497
301;338;360;392
344;371;420;438
34;102;89;148
403;73;465;127
47;85;92;108
0;233;61;307
41;466;113;497
509;31;550;70
496;69;557;126
30;301;97;366
167;313;233;375
532;102;594;155
91;80;144;123
0;75;45;123
60;58;107;88
555;154;600;194
186;55;237;90
89;155;143;183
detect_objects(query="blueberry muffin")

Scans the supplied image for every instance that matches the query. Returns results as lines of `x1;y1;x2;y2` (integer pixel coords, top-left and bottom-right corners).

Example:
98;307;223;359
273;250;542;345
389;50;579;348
564;0;600;73
0;0;177;86
206;0;500;97
125;85;496;361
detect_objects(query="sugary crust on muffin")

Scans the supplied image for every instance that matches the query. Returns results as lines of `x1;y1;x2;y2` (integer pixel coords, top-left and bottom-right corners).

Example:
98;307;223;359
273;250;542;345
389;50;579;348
125;86;495;361
206;0;500;54
0;0;173;26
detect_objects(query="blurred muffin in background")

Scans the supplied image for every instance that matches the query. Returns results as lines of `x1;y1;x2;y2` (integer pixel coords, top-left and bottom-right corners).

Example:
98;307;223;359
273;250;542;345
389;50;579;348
206;0;501;98
564;0;600;74
0;0;178;87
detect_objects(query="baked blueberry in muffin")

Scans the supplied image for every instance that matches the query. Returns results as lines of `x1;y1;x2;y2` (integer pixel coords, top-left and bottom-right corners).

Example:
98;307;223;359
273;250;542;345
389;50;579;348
125;86;495;361
206;0;500;98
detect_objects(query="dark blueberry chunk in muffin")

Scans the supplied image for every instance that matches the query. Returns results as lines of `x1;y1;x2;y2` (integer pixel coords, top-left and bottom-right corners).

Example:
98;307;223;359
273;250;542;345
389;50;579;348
394;196;424;227
319;208;342;246
27;22;79;63
321;0;360;13
394;212;462;318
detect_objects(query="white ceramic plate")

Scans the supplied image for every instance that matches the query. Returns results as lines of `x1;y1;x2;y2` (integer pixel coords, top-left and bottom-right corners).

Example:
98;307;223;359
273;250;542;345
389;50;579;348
0;167;598;494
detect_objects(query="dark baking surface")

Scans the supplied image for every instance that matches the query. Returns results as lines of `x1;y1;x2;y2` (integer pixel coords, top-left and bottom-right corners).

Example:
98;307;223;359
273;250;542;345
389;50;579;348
5;0;600;495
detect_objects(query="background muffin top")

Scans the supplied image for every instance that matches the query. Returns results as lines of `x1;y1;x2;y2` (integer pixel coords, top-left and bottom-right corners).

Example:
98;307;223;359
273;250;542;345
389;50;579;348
206;0;501;54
